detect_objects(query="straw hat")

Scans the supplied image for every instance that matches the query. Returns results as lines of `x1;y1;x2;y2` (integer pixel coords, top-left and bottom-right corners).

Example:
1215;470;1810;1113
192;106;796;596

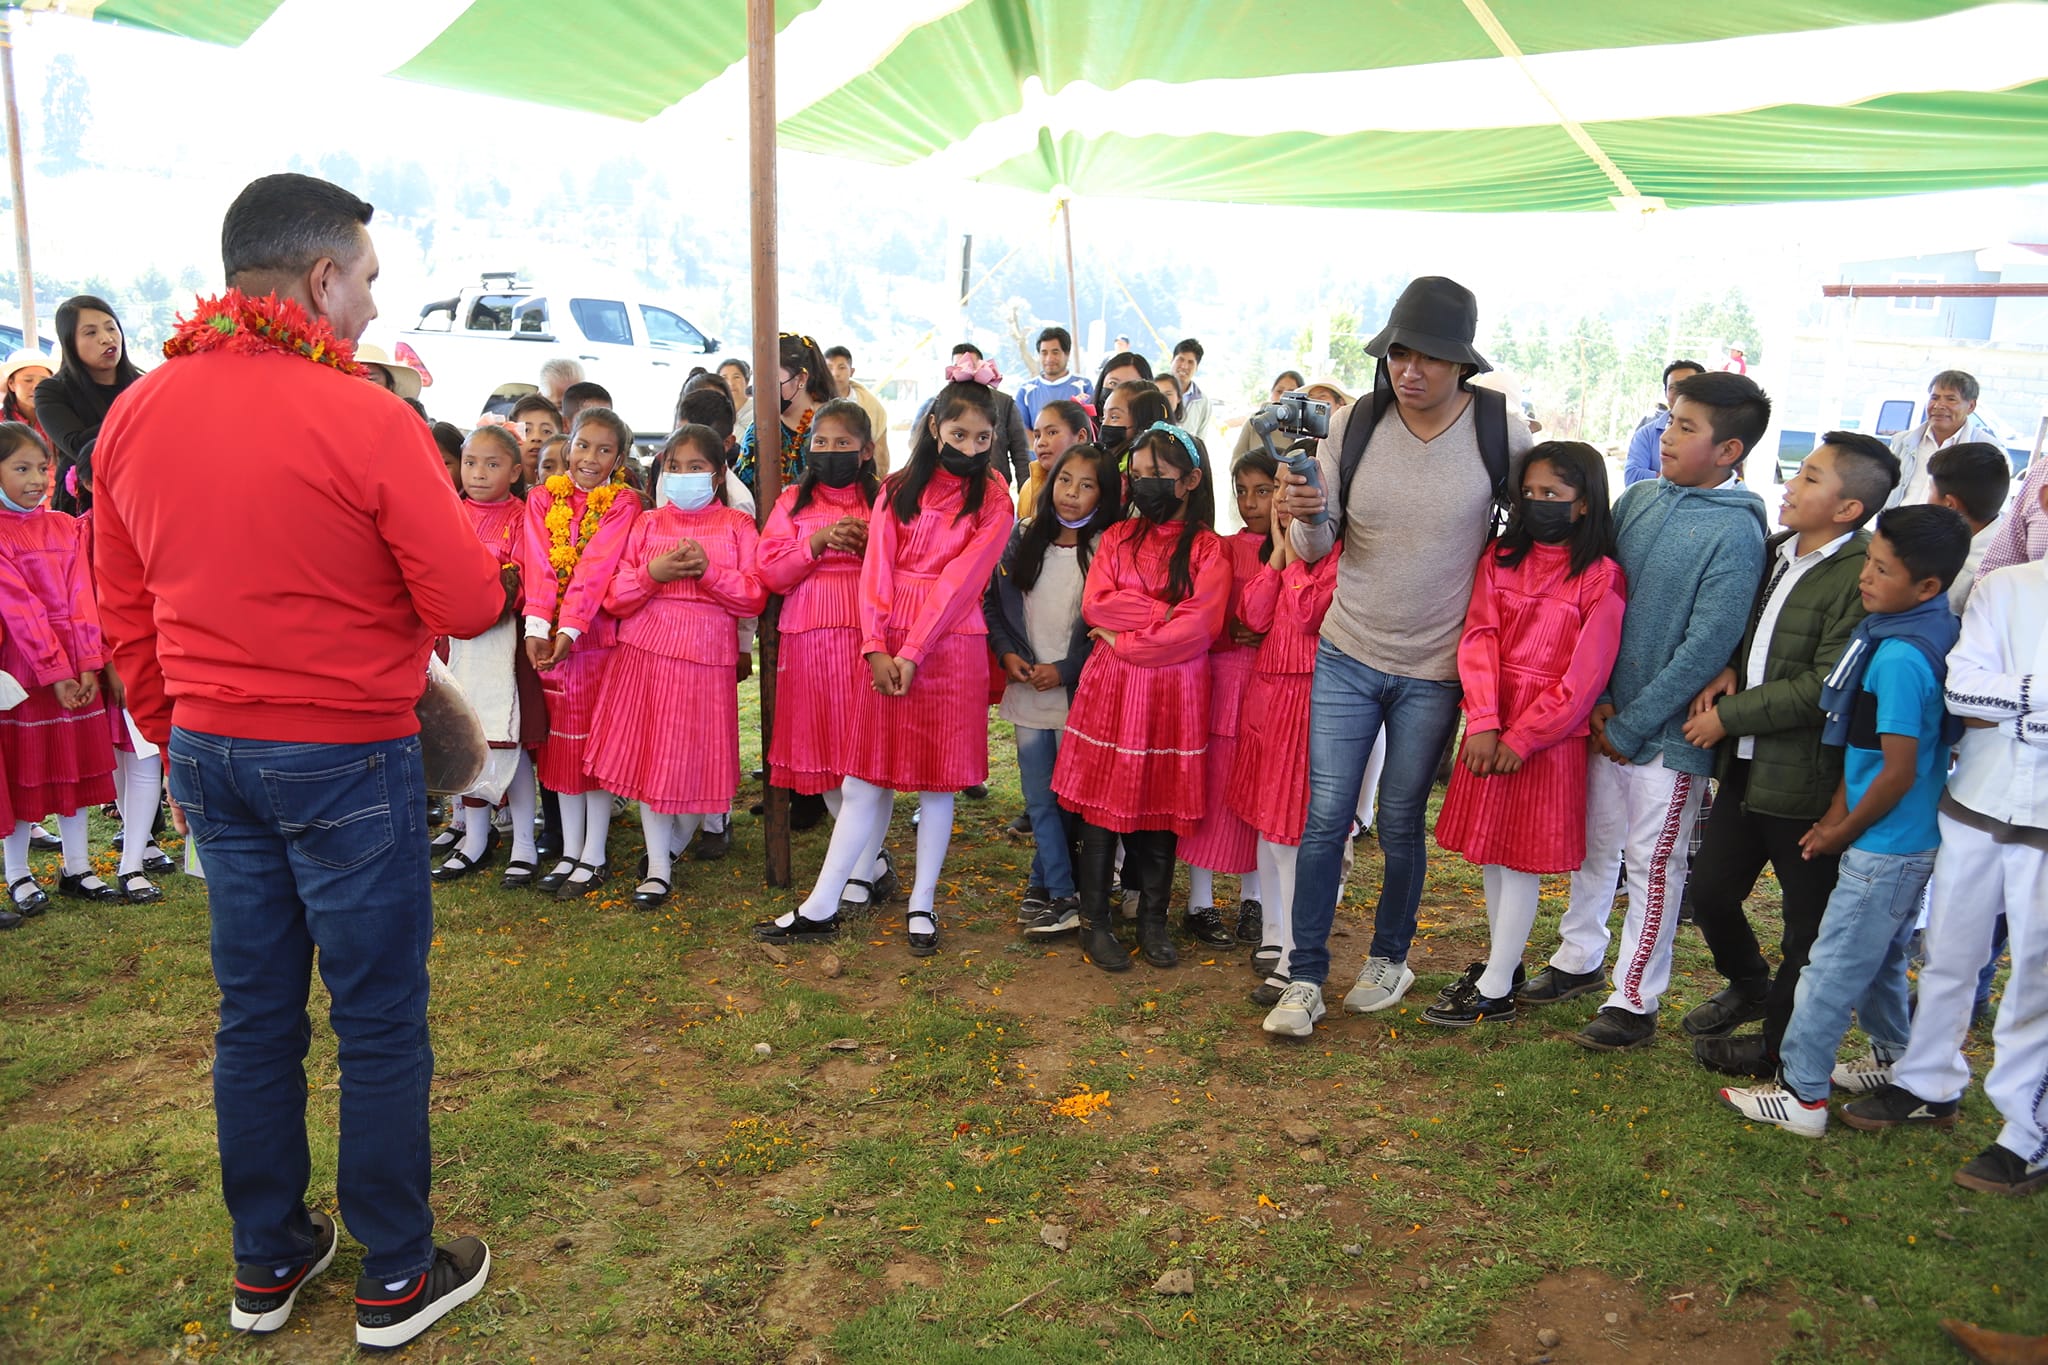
354;343;423;400
0;349;54;388
1303;376;1355;409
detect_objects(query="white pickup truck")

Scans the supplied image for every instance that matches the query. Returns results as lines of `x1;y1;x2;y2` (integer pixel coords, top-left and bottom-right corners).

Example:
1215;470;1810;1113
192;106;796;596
389;273;721;433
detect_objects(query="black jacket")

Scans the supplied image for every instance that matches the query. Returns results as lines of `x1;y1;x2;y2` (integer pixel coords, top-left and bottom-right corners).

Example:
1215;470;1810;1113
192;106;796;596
982;519;1094;696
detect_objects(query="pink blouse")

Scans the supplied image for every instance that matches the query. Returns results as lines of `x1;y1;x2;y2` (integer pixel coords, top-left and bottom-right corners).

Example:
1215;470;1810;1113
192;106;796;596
605;502;767;666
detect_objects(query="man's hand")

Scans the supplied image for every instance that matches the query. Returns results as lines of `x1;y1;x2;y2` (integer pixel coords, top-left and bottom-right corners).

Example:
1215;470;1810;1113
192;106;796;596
1000;652;1034;685
1690;667;1737;718
1461;728;1501;776
1278;466;1324;524
1681;704;1728;749
1027;663;1061;692
167;794;190;837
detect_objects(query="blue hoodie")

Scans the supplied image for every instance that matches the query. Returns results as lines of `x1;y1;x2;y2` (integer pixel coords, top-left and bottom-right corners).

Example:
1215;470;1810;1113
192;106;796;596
1601;477;1769;776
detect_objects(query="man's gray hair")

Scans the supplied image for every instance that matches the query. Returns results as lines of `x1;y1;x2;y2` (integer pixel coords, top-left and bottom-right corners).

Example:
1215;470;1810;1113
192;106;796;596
540;358;585;389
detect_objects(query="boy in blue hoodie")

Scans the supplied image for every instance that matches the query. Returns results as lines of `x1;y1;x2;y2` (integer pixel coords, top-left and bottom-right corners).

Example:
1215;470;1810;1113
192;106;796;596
1720;504;1970;1136
1522;371;1769;1050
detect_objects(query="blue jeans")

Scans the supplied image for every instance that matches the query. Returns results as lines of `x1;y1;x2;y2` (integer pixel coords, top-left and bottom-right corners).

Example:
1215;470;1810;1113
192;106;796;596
1286;642;1463;986
168;728;437;1281
1779;845;1936;1103
1014;725;1075;898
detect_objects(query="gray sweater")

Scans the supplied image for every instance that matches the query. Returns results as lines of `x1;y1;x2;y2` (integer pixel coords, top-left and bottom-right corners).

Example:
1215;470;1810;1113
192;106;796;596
1292;397;1533;682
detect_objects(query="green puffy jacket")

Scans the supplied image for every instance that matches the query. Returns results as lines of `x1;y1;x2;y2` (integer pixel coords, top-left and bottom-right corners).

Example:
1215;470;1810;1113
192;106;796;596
1712;530;1870;820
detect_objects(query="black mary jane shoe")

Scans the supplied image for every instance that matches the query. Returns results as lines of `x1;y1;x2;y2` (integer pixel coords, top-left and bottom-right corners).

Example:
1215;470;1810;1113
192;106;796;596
752;911;839;944
431;848;487;884
8;876;49;918
630;877;671;911
58;872;123;904
118;872;164;905
905;912;939;959
535;860;577;895
140;844;177;875
500;860;539;891
429;826;462;856
553;861;607;902
28;824;61;851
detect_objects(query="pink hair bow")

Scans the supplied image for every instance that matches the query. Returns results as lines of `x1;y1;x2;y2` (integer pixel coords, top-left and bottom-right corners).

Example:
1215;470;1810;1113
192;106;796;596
945;357;1002;387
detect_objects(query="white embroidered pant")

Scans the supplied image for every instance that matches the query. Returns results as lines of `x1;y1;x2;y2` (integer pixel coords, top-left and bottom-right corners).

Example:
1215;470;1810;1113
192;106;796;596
1892;815;2048;1164
1549;755;1703;1017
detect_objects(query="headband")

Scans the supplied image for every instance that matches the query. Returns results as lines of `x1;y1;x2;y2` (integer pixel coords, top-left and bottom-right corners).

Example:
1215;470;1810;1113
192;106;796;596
1143;421;1202;469
945;357;1003;387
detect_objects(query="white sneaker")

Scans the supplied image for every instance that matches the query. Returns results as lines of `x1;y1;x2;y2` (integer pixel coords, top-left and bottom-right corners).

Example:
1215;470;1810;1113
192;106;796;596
1831;1053;1892;1094
1341;957;1416;1014
1720;1083;1827;1138
1263;981;1326;1037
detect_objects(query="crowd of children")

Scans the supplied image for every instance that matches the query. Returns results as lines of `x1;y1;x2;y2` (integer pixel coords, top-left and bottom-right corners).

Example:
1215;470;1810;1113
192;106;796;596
11;325;2043;1199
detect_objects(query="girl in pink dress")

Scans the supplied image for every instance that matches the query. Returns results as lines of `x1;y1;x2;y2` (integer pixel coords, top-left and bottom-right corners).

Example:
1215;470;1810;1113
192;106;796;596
1426;441;1627;1028
1055;423;1230;973
588;425;766;910
520;407;642;900
1227;495;1343;1007
434;424;541;888
0;423;115;916
755;369;1015;956
1177;449;1276;947
756;400;897;907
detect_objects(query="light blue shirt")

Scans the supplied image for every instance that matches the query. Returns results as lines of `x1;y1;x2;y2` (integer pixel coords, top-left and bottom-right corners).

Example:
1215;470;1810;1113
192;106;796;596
1016;373;1092;430
1624;410;1668;486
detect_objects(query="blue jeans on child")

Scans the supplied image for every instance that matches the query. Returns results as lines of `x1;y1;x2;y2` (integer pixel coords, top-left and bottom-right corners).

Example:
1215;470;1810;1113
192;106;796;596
1285;642;1463;987
1778;845;1937;1104
168;728;438;1282
1014;725;1075;899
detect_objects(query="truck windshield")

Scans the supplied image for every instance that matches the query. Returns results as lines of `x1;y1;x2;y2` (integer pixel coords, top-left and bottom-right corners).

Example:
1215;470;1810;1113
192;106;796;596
640;305;706;351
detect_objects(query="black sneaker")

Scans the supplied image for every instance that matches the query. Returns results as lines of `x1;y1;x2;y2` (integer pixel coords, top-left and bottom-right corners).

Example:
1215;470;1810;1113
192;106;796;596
1248;972;1292;1008
231;1208;337;1333
355;1236;491;1350
1022;897;1080;937
1008;813;1031;835
961;784;990;800
1517;964;1608;1005
1235;900;1263;945
1573;1006;1658;1052
1184;907;1235;948
1953;1144;2048;1196
1422;976;1518;1027
1681;983;1769;1038
1435;961;1525;1006
1018;884;1052;922
686;824;730;861
1839;1083;1960;1132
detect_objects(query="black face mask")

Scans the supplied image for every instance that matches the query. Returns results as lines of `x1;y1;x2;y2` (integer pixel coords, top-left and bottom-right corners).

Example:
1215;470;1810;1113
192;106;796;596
810;450;861;488
1096;423;1128;451
1522;498;1577;543
939;444;987;477
1128;476;1182;522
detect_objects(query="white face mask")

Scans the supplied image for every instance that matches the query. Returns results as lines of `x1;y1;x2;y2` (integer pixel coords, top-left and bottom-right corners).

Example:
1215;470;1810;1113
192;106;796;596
660;471;716;511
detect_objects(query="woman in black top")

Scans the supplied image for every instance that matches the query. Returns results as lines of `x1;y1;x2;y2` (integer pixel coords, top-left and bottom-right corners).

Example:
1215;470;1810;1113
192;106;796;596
36;295;144;512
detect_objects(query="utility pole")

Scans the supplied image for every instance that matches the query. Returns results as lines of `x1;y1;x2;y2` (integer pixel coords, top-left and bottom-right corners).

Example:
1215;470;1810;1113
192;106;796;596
1;11;37;348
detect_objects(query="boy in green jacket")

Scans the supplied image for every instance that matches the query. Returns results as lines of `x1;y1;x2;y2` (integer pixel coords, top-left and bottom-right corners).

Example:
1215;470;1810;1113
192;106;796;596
1678;431;1901;1078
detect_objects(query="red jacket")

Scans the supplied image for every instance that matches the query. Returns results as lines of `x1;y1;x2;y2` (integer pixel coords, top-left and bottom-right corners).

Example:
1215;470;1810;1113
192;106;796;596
93;348;504;746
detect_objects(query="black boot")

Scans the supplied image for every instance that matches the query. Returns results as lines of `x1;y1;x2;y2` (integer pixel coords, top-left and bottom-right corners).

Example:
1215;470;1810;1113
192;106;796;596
1132;830;1179;969
1076;822;1129;973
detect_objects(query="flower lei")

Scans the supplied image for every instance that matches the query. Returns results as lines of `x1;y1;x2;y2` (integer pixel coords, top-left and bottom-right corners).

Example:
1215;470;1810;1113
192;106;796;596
543;473;624;619
778;407;814;486
162;289;366;376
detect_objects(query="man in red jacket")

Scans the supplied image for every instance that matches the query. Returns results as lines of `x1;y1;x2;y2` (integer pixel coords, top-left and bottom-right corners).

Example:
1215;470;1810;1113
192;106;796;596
93;174;505;1351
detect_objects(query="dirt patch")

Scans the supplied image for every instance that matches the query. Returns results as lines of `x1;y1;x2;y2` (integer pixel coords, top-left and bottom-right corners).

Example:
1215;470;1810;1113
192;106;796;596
1424;1268;1808;1365
8;1039;211;1126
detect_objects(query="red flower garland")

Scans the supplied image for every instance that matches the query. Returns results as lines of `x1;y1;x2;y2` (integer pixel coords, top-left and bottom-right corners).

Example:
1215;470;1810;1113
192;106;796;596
162;289;368;377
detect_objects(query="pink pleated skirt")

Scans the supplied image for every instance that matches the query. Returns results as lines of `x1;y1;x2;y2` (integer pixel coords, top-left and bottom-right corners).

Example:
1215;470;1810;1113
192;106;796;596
1054;647;1208;837
585;645;738;814
536;641;612;795
847;628;989;793
1434;733;1589;874
769;626;863;796
0;686;113;822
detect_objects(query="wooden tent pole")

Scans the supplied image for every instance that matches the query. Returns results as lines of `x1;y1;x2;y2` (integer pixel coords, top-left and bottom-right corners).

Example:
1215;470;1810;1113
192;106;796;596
748;0;790;887
1060;198;1078;350
1;12;37;348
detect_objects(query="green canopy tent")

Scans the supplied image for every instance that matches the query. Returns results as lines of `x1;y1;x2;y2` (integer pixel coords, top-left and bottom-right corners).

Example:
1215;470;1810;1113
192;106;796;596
12;0;2048;878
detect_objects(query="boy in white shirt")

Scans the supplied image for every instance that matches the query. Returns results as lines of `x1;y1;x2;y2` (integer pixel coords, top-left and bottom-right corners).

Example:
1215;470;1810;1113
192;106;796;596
1924;442;2010;617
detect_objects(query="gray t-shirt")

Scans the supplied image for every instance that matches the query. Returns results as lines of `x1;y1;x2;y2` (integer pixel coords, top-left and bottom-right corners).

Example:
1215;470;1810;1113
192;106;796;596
1291;396;1533;682
999;543;1084;730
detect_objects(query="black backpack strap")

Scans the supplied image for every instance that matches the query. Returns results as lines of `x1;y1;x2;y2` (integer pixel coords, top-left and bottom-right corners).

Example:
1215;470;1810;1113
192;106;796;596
1337;382;1514;535
1334;387;1394;537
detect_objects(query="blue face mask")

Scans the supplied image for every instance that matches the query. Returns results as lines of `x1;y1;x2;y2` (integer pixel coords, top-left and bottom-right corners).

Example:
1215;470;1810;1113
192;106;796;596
661;471;716;512
0;487;39;514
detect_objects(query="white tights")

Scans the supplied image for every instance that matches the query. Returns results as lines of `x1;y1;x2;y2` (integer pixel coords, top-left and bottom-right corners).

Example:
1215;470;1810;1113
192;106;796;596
457;752;538;867
115;747;163;878
789;777;950;930
640;807;704;888
5;811;93;893
551;788;615;873
1478;865;1544;1000
1186;865;1261;912
1256;839;1299;962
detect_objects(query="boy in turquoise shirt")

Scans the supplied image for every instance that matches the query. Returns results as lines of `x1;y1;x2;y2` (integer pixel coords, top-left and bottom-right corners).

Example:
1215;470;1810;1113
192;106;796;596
1719;504;1972;1136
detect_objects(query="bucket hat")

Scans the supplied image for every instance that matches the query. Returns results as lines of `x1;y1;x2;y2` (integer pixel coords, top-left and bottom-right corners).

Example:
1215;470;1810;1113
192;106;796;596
1363;276;1491;372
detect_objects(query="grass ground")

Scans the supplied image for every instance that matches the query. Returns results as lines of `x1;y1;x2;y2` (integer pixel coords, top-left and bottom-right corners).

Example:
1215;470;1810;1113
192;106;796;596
0;699;2038;1364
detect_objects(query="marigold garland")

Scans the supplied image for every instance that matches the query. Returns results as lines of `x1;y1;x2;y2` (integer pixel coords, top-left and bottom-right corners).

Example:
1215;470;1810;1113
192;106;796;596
162;289;367;376
543;473;624;620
